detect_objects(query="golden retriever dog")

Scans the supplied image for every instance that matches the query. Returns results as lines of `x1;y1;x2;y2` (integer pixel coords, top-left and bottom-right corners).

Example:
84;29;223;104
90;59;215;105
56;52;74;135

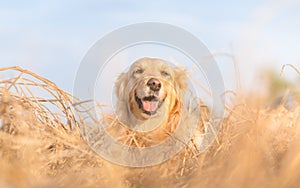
108;57;203;147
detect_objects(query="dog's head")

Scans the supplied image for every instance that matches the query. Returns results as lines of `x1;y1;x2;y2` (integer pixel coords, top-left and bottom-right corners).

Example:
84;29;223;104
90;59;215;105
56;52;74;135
115;58;188;127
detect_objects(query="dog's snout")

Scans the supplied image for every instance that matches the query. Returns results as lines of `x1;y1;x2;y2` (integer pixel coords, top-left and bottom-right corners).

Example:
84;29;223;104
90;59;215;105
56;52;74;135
147;78;161;91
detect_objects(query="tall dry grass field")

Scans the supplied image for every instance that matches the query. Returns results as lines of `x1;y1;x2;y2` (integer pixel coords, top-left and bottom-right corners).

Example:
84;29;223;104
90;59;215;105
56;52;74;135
0;66;299;188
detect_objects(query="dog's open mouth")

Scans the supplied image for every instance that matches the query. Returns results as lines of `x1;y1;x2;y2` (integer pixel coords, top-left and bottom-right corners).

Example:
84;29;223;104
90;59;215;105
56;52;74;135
135;95;163;115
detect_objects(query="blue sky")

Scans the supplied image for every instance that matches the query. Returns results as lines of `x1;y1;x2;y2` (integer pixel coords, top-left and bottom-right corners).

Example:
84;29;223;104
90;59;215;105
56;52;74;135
0;0;299;94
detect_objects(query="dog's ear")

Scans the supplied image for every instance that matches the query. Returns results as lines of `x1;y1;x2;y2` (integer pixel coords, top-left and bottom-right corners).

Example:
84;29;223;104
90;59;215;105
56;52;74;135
115;72;128;101
174;66;188;101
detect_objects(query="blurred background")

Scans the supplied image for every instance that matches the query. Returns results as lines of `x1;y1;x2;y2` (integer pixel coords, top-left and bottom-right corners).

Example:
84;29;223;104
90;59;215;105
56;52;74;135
0;0;299;96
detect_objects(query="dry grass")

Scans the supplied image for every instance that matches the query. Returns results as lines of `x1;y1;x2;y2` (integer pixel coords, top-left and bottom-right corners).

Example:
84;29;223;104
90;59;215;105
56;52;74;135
0;66;299;188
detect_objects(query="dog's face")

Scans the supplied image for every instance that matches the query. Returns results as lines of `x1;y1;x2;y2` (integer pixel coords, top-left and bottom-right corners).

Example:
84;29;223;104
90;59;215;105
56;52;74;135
115;58;187;128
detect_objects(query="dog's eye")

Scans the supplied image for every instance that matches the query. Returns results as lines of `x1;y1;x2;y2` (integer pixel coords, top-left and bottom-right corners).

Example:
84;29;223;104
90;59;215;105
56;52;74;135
161;71;169;76
135;69;144;74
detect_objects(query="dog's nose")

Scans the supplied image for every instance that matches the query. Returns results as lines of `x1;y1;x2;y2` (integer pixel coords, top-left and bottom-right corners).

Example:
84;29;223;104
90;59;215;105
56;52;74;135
147;78;161;91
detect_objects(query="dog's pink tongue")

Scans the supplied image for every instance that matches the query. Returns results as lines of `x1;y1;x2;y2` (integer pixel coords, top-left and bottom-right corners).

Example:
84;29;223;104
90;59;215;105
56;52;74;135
142;101;159;112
